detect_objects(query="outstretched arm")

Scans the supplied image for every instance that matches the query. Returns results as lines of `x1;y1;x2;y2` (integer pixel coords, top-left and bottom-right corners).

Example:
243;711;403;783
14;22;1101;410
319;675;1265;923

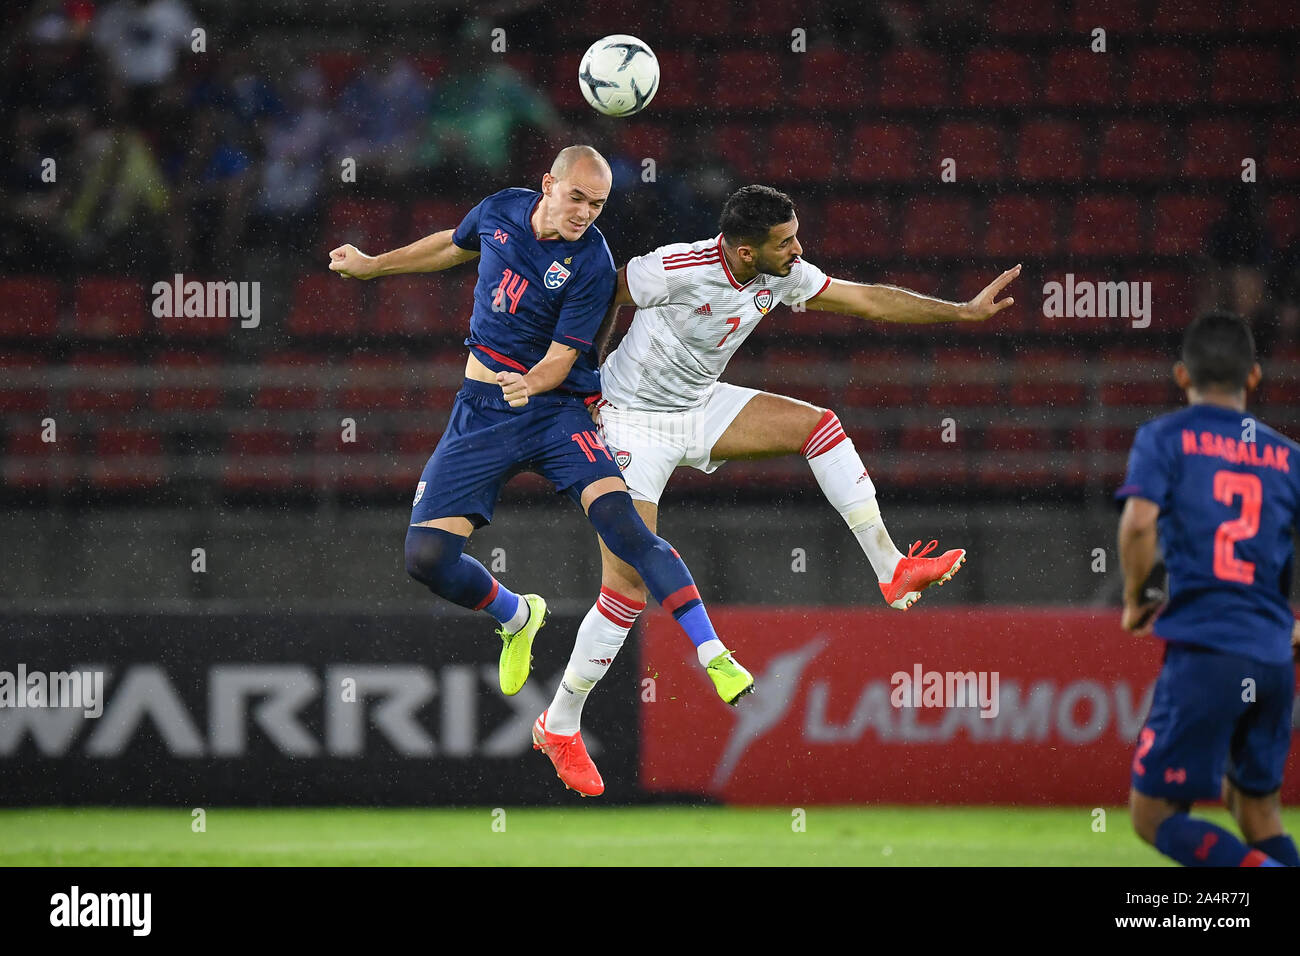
328;229;479;279
807;264;1020;324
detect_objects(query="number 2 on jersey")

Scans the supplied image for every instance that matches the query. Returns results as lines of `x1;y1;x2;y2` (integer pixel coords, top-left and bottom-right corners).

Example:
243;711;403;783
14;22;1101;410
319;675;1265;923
1212;470;1261;584
717;317;741;347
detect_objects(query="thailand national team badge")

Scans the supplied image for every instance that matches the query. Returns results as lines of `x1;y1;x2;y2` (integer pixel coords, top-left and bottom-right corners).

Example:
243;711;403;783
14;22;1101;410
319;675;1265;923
614;449;632;470
753;288;774;315
413;481;426;506
544;260;571;290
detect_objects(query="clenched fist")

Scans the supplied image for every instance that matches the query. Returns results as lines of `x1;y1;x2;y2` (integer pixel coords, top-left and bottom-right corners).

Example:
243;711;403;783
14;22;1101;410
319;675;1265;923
497;371;531;408
329;244;378;280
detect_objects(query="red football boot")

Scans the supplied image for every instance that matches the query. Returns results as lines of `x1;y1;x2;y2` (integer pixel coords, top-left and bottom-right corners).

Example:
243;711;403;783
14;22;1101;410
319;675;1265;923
532;710;604;797
879;539;966;610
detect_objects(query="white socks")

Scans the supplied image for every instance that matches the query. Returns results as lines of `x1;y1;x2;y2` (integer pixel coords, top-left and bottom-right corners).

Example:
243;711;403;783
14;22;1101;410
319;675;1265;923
803;411;904;583
545;588;644;735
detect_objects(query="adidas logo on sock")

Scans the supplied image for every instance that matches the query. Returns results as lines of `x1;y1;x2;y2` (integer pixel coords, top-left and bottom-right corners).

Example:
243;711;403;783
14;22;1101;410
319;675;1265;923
589;657;613;666
693;304;712;316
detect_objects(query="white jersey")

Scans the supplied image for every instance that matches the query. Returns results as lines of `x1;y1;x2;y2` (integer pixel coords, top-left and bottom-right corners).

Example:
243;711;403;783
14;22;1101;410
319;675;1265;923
599;235;830;411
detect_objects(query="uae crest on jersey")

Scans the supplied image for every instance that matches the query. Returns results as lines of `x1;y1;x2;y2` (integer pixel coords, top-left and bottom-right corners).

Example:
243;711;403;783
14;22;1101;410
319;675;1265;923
614;449;632;470
544;260;571;290
753;288;774;315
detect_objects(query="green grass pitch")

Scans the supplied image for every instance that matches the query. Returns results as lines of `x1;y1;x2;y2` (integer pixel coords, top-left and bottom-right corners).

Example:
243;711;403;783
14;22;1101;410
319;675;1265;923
5;806;1298;866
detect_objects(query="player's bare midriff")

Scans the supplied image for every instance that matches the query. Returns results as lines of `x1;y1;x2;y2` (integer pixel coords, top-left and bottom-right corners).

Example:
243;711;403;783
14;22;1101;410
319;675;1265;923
464;351;499;384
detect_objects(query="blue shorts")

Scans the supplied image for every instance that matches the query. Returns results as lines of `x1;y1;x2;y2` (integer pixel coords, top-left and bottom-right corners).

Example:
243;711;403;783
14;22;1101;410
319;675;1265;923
1131;641;1296;801
410;378;622;528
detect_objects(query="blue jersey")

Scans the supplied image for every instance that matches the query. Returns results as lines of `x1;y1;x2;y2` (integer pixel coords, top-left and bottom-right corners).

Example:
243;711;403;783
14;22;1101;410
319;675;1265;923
452;188;615;395
1116;403;1300;664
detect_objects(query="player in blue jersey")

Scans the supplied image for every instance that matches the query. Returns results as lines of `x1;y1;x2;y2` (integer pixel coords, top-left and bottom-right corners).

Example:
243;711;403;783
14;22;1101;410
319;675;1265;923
328;146;748;796
1117;311;1299;867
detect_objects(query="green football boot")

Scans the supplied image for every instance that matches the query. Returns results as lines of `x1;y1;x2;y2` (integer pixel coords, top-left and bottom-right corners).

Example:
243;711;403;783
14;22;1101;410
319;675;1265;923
706;649;754;705
497;594;548;695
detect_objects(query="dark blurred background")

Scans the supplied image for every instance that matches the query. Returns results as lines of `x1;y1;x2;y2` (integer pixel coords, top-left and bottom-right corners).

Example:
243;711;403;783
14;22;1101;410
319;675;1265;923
2;0;1299;613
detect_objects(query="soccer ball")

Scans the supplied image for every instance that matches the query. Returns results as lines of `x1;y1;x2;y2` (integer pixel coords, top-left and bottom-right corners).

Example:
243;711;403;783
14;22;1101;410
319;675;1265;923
578;34;660;117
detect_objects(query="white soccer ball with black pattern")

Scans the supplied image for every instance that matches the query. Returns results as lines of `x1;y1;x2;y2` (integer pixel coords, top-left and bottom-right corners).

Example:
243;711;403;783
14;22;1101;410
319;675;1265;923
578;34;659;117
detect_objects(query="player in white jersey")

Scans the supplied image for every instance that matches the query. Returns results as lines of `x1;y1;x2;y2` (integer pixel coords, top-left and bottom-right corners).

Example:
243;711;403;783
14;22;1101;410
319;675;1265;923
530;185;1018;795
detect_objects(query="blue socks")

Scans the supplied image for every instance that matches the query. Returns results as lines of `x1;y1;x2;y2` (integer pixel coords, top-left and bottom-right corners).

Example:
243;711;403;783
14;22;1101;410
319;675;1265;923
585;491;719;647
1251;834;1300;866
1154;814;1285;866
405;526;521;625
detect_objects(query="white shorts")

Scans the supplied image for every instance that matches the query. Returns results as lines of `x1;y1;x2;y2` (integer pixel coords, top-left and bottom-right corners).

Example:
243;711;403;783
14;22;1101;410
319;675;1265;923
597;382;761;504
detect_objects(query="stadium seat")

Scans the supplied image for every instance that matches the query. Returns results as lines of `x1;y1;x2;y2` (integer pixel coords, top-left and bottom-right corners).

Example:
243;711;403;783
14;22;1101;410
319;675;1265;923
549;52;586;110
647;51;700;110
1069;0;1141;33
712;51;780;109
817;198;895;259
1067;195;1143;257
322;198;397;257
1150;196;1225;256
0;353;47;412
373;274;457;337
2;429;74;491
88;428;165;491
933;121;1004;182
1237;0;1300;30
1096;120;1173;182
741;0;819;35
73;278;146;338
1138;269;1196;331
1182;119;1258;180
795;48;866;110
1211;48;1284;104
151;351;224;411
404;200;470;243
254;351;327;410
1152;0;1227;33
1267;121;1300;180
66;353;142;411
713;124;763;179
221;430;303;493
0;278;59;338
1014;120;1086;182
877;48;947;108
152;276;237;338
962;48;1034;107
765;123;836;182
926;349;1003;405
617;122;674;166
847;122;919;182
578;0;656;38
339;354;415;410
992;0;1062;34
1099;348;1182;406
1266;194;1300;250
1126;47;1201;105
901;198;974;258
845;351;916;406
984;196;1059;258
1036;270;1121;333
1044;47;1117;106
286;275;363;337
1009;351;1087;406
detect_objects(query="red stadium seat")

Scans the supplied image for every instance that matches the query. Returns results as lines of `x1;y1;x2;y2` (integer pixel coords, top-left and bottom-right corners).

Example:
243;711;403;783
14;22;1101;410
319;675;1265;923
73;278;146;338
1044;47;1117;106
0;353;48;412
254;351;327;410
900;422;971;451
901;198;974;258
1009;351;1087;406
286;275;363;337
795;48;866;110
404;200;470;243
339;354;415;410
817;198;895;259
221;430;303;493
1267;121;1300;180
0;278;59;337
934;121;1004;182
153;276;238;338
845;351;916;407
1014;120;1086;182
1037;270;1126;333
765;122;836;182
1152;0;1227;33
88;428;165;491
66;353;142;411
1237;0;1300;30
713;124;763;179
926;349;1002;405
983;425;1053;451
984;196;1059;258
712;51;780;109
847;122;919;183
648;51;700;109
962;48;1034;107
1212;48;1284;105
1151;196;1226;256
550;52;585;110
1139;269;1196;331
877;48;947;108
322;198;397;257
1182;119;1258;180
372;274;458;337
741;0;818;35
618;122;674;166
992;0;1062;34
664;0;734;36
1069;0;1141;33
1096;120;1173;182
1126;47;1200;105
2;428;75;490
578;0;657;38
1266;194;1300;249
151;351;223;410
1067;195;1143;257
